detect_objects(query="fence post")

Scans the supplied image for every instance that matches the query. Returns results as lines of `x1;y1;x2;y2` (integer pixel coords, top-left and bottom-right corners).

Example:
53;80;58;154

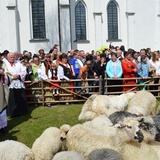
99;76;102;95
41;80;45;106
105;75;108;95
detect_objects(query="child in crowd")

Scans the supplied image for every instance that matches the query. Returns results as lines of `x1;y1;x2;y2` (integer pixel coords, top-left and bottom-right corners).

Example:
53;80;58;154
137;55;149;90
48;63;59;94
79;61;91;94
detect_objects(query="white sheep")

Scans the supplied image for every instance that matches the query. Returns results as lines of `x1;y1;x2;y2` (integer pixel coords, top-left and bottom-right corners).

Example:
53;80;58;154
87;148;123;160
127;90;156;116
32;124;71;160
52;151;84;160
147;141;160;159
0;140;34;160
83;115;113;132
66;118;143;159
121;142;159;160
78;94;108;121
85;116;159;160
108;92;135;111
78;92;135;121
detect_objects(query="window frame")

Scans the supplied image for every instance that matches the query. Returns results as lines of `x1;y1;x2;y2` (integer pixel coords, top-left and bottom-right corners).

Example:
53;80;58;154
107;0;121;42
30;0;47;40
74;0;87;41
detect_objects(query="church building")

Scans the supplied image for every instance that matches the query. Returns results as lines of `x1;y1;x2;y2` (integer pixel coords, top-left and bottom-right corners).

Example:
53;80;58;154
0;0;160;53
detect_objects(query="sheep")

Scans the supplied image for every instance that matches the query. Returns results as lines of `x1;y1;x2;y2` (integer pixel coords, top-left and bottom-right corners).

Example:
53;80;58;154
78;95;109;121
140;115;160;158
152;114;160;140
108;112;160;143
105;108;119;117
66;118;144;159
83;115;113;132
108;92;135;111
121;142;159;160
32;124;71;160
127;90;156;116
87;148;123;160
0;140;34;160
108;111;139;125
52;151;84;160
78;92;135;121
147;141;160;159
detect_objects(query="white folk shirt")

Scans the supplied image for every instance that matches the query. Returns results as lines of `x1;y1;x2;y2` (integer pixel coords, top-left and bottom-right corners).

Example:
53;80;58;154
149;59;160;76
6;61;26;89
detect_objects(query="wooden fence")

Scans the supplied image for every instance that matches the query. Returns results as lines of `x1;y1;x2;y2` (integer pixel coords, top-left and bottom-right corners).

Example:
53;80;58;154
24;78;102;106
105;76;160;98
25;76;160;106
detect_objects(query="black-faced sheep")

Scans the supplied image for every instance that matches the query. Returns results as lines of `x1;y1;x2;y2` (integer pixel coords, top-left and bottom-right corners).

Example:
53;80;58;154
52;151;84;160
66;118;144;159
32;124;71;160
0;140;35;160
87;148;123;160
127;90;156;116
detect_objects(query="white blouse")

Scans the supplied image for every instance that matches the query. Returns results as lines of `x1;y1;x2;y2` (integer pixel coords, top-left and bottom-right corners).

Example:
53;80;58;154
6;61;26;89
149;58;160;75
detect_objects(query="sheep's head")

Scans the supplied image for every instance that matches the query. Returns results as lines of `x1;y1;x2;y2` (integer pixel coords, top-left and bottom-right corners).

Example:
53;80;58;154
60;124;71;141
115;118;144;143
138;117;160;142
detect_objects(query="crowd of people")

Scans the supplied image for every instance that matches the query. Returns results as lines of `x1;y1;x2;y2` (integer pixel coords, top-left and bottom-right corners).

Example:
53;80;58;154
0;43;160;134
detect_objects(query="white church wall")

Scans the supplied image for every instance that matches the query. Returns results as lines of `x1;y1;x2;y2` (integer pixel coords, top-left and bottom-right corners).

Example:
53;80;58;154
0;0;160;53
17;0;59;54
0;0;12;52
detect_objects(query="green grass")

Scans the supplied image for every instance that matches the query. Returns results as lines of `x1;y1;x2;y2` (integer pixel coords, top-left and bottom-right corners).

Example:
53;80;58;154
0;104;83;148
1;99;160;148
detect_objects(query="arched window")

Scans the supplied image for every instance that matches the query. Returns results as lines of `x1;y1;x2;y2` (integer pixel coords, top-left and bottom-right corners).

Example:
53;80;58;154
31;0;46;39
107;1;118;39
75;1;86;40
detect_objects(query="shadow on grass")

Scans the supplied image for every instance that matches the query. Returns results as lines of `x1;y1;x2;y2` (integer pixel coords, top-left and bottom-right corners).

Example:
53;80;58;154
0;105;37;142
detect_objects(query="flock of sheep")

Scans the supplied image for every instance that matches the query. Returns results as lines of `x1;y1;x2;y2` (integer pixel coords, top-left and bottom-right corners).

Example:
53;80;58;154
0;90;160;160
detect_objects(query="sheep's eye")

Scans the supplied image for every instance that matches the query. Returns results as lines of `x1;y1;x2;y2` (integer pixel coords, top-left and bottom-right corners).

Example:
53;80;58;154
127;125;132;129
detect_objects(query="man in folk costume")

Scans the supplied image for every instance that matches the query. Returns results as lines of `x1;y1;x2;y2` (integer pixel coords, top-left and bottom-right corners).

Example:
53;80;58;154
0;60;10;134
121;51;137;92
6;52;28;117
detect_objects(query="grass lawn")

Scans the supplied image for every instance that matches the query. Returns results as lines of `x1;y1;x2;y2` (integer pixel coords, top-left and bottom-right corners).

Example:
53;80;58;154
1;99;160;148
0;103;83;148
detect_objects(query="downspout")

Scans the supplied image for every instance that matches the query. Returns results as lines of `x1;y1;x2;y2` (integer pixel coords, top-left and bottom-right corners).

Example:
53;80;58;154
58;0;62;51
69;0;72;49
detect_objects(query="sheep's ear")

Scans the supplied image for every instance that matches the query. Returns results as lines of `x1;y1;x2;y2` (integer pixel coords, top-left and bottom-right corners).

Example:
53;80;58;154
137;117;144;123
114;123;126;129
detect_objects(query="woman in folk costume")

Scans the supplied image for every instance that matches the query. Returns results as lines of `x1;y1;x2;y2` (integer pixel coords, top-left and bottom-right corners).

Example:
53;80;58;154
6;52;28;117
58;53;74;101
0;60;10;134
121;51;137;92
48;62;60;94
30;54;48;81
